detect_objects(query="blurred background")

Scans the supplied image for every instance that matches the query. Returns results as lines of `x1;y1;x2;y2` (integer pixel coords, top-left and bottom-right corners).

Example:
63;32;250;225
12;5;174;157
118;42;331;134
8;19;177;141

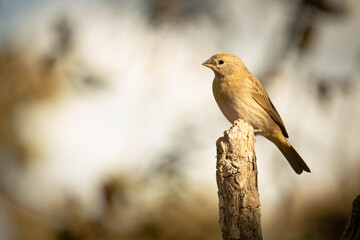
0;0;359;239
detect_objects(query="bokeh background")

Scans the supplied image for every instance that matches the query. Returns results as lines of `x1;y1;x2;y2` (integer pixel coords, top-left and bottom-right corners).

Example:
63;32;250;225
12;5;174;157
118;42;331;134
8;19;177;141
0;0;359;239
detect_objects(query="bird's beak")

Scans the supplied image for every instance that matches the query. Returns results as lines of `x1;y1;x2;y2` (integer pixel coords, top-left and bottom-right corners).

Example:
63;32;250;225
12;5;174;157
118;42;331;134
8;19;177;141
202;58;215;69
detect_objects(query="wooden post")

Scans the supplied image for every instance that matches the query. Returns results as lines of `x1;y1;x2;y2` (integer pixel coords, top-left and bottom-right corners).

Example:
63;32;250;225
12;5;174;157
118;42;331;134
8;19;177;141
342;194;360;240
216;119;262;240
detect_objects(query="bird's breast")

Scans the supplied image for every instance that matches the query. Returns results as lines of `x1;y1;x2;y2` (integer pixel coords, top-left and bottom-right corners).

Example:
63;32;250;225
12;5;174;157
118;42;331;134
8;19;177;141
212;77;269;134
213;78;249;122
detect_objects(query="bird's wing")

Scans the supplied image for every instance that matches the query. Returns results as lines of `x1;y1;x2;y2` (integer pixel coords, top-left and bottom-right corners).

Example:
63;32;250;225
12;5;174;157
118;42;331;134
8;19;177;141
250;76;289;138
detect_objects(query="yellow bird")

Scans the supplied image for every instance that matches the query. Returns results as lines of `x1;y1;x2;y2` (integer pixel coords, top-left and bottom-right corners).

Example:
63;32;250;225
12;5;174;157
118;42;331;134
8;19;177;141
203;53;310;174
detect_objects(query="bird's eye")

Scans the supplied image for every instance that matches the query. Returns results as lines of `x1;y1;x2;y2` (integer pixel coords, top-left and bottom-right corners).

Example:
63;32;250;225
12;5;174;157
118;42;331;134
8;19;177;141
218;60;224;65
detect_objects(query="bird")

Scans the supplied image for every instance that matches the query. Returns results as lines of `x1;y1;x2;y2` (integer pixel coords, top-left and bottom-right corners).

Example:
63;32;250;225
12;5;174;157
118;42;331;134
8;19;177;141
203;53;310;174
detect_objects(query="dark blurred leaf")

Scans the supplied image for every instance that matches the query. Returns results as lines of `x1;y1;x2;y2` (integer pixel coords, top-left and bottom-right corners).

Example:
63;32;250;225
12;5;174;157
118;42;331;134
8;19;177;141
146;0;221;26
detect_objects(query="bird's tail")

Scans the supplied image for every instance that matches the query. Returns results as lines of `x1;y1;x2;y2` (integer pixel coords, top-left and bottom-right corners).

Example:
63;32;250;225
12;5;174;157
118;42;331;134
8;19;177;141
269;135;311;175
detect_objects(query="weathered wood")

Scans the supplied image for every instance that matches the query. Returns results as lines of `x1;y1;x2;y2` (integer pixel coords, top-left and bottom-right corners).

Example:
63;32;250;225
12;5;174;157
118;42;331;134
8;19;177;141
342;194;360;240
216;119;262;240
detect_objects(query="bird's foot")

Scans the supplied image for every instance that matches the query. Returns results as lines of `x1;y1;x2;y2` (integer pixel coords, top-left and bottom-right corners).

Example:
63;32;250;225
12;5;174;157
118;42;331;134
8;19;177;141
254;129;263;134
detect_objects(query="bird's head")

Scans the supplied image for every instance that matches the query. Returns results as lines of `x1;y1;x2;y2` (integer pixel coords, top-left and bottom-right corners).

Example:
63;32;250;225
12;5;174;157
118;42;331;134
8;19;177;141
202;53;247;78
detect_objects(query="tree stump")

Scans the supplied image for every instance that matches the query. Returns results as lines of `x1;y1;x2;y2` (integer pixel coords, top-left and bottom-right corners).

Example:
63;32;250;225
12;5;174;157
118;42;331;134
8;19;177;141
216;119;262;240
342;194;360;240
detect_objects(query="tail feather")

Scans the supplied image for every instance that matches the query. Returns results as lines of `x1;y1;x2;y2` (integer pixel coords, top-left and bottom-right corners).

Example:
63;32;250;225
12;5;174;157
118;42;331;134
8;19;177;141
269;135;311;175
278;144;311;174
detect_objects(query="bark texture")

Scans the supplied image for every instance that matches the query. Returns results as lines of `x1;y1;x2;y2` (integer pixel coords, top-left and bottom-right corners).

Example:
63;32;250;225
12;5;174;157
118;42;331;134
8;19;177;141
342;194;360;240
216;119;262;240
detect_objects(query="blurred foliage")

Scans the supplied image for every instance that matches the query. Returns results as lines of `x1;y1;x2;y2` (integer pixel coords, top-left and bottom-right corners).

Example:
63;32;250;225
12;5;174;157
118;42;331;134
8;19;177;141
0;13;76;164
0;47;61;164
1;170;358;240
288;0;346;52
146;0;221;26
266;173;360;240
1;174;221;240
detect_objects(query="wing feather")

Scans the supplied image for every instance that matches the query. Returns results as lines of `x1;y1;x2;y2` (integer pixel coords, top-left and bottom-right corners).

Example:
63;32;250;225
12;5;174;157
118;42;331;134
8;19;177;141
249;76;289;138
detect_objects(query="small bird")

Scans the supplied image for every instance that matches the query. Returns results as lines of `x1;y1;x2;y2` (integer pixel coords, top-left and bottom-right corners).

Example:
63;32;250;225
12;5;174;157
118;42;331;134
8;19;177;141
203;53;310;174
